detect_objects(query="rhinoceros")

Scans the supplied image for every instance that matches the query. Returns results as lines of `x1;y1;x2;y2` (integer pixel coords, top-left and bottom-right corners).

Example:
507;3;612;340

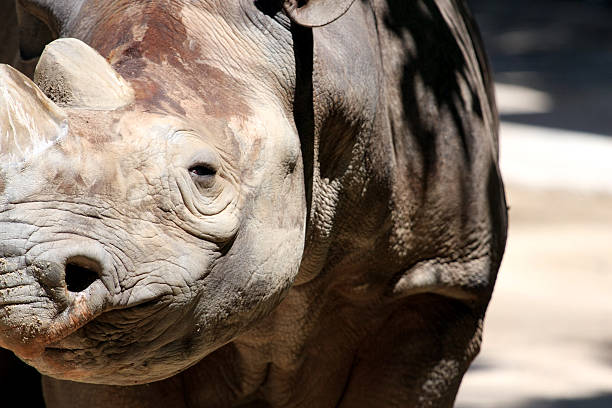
0;0;507;406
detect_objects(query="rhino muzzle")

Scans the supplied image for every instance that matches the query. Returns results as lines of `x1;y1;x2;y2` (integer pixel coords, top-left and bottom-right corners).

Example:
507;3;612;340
0;239;115;359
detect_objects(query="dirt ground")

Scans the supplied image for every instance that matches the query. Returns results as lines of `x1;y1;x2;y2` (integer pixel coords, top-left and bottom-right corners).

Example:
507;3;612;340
455;186;612;407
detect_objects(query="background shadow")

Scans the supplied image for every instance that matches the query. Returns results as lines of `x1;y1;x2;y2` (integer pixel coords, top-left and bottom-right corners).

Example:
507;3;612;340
520;393;612;408
468;0;612;136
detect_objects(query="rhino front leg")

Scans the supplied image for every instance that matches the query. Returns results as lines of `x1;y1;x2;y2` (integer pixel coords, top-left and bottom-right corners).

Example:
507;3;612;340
337;296;484;408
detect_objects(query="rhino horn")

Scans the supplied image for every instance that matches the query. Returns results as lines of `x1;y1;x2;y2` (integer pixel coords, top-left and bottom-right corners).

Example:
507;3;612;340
283;0;356;27
34;38;134;110
0;64;67;164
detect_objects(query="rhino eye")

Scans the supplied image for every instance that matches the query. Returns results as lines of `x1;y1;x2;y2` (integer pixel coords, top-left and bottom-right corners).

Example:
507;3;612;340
187;148;220;187
189;164;216;177
188;164;217;187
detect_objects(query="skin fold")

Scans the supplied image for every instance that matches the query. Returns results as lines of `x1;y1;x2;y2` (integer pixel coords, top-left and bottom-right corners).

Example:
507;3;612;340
0;0;507;407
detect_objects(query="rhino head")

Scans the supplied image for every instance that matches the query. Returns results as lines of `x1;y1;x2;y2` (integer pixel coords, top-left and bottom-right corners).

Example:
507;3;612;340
0;34;305;384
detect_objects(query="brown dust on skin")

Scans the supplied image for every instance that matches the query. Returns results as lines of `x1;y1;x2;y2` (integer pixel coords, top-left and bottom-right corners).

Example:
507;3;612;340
72;0;252;120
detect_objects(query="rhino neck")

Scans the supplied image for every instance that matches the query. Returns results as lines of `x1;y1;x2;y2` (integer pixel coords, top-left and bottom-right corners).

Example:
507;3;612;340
293;2;394;287
166;289;374;407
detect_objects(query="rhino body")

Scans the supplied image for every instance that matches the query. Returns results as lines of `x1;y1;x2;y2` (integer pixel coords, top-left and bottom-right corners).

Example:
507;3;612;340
0;0;507;407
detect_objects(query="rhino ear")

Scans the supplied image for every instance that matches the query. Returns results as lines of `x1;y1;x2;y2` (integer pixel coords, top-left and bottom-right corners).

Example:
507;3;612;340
283;0;356;27
0;64;67;164
34;38;134;110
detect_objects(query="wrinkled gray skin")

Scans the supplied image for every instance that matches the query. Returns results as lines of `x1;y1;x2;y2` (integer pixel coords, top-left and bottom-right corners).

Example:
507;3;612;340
0;0;507;407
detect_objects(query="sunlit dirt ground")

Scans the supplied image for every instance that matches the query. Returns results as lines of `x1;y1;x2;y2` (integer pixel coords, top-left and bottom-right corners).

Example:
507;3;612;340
456;1;612;406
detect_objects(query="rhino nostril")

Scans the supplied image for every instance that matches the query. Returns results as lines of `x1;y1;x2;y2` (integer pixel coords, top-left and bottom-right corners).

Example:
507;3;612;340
64;256;101;293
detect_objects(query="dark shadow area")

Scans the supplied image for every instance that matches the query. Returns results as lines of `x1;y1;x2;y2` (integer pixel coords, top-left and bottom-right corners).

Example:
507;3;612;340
0;0;19;64
467;0;612;136
0;348;44;406
290;22;314;225
520;393;612;408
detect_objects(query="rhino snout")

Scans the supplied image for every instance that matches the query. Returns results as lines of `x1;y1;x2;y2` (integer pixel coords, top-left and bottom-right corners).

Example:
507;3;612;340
26;241;116;301
33;255;104;310
0;242;117;358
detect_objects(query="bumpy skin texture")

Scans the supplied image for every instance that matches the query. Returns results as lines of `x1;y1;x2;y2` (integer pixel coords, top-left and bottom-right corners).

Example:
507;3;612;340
0;0;507;407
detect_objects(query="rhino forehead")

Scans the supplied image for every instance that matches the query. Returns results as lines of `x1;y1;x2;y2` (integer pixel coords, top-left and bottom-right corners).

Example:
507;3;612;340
68;0;265;120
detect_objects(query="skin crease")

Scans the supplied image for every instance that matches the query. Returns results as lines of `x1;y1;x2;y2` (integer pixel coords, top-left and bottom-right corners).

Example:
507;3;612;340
0;0;508;407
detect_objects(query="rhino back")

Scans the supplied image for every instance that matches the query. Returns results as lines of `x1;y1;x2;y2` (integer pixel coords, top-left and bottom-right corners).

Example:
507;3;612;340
371;0;504;270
